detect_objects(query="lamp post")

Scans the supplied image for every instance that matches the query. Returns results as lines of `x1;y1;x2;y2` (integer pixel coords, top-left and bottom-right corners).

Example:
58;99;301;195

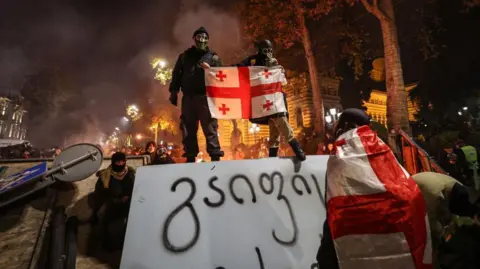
249;123;260;144
325;108;341;138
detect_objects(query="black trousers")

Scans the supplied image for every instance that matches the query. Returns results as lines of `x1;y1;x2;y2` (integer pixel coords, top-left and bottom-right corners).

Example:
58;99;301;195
180;95;224;158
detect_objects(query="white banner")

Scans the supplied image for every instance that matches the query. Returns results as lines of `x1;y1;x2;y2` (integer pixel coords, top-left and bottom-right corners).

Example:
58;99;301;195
121;156;328;269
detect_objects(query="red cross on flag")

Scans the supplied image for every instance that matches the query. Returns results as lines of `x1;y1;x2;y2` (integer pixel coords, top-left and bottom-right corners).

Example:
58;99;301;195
205;66;287;119
327;126;432;269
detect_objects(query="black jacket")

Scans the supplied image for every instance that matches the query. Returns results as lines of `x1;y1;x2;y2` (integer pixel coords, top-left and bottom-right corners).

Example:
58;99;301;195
237;54;288;125
169;46;221;96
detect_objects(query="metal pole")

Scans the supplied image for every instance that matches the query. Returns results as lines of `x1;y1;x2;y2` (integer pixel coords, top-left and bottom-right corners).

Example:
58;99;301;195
154;125;158;145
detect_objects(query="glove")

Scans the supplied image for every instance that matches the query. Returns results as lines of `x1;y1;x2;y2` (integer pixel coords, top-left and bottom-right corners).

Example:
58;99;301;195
169;92;178;106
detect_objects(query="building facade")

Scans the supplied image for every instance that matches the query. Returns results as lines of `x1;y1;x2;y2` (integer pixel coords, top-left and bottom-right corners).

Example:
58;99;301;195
363;84;419;125
0;96;28;140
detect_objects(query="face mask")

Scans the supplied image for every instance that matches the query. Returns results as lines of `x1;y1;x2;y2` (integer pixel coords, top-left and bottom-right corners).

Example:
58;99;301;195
112;163;126;172
194;33;209;51
261;48;273;59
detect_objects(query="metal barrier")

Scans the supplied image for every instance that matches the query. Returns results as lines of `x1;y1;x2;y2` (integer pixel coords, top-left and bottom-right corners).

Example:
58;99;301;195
397;130;447;175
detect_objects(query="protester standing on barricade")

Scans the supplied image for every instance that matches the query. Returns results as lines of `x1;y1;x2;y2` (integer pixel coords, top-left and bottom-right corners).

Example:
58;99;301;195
234;39;305;161
169;26;224;163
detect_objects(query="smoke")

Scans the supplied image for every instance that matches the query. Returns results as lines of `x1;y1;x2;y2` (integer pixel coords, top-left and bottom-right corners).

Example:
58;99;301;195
0;0;244;148
173;2;243;62
0;47;34;93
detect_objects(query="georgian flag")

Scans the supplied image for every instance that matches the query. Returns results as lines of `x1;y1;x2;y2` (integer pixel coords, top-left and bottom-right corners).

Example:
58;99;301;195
205;66;287;119
327;126;432;269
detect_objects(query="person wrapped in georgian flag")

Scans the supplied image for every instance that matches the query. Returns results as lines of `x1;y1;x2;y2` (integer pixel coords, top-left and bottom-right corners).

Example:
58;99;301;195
317;108;433;269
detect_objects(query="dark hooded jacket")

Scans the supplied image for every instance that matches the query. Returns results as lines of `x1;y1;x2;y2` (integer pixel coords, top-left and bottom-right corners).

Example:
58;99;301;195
169;46;222;96
237;54;288;125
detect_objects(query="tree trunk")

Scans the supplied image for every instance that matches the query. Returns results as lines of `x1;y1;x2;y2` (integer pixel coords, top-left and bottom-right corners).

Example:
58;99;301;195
294;3;325;135
378;0;411;134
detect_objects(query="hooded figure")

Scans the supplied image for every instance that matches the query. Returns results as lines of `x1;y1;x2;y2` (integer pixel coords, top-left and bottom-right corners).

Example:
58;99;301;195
90;152;136;251
316;109;479;269
236;39;305;161
169;26;224;163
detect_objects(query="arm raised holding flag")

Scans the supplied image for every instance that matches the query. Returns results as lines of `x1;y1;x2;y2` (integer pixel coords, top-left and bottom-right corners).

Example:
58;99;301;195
204;39;305;161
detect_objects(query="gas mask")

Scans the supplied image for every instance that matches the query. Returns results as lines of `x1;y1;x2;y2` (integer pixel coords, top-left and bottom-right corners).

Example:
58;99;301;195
260;47;274;59
194;33;209;51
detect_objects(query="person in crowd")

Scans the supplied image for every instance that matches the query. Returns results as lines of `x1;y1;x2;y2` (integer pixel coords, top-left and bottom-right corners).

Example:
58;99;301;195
53;147;62;158
453;137;479;188
153;145;175;165
317;109;480;269
145;141;157;163
235;39;305;161
90;152;136;251
169;26;224;163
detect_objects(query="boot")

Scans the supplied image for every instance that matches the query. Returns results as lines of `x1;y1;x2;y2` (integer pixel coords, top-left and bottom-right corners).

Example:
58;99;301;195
289;139;306;161
269;147;278;157
211;156;220;162
186;157;196;163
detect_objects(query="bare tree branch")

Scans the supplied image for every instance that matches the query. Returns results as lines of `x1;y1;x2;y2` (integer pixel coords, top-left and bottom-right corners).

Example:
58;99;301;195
360;0;391;22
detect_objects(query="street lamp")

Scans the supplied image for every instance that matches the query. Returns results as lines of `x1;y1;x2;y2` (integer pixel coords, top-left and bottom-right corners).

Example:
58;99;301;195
463;106;468;111
136;134;142;140
159;60;166;68
249;123;260;144
329;108;337;117
123;116;129;122
325;115;332;124
115;127;120;131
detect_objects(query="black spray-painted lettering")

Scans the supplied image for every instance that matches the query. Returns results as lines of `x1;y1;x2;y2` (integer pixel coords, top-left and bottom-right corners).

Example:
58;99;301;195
204;176;226;208
255;247;266;269
162;177;200;253
229;174;257;204
291;174;312;195
259;171;298;246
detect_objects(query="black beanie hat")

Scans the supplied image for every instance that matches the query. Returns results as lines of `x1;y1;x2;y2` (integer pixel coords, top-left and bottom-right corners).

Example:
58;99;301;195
193;26;209;38
111;152;126;164
337;108;371;127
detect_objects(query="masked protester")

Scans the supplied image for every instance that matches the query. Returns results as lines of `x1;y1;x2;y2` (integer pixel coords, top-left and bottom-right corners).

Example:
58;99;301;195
90;152;136;251
153;145;175;165
236;39;306;161
169;26;224;163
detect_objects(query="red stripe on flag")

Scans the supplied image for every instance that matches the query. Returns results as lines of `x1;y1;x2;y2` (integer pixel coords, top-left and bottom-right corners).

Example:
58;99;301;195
251;82;283;97
238;67;251;118
328;126;431;268
206;67;251;118
356;126;430;269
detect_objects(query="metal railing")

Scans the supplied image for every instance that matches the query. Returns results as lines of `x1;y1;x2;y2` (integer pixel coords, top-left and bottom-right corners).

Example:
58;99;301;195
397;130;447;175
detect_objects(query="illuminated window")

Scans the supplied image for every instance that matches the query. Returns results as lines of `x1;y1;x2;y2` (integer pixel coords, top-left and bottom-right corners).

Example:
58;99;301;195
0;102;7;115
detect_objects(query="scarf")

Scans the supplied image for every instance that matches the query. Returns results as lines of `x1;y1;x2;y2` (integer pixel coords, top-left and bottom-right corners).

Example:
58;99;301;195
101;165;129;189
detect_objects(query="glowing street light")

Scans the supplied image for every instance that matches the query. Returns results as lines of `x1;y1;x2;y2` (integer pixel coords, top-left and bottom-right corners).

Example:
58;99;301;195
123;116;129;122
249;124;260;144
458;111;463;116
463;106;468;111
136;134;142;140
325;115;332;123
151;57;173;85
329;108;337;117
115;127;120;131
